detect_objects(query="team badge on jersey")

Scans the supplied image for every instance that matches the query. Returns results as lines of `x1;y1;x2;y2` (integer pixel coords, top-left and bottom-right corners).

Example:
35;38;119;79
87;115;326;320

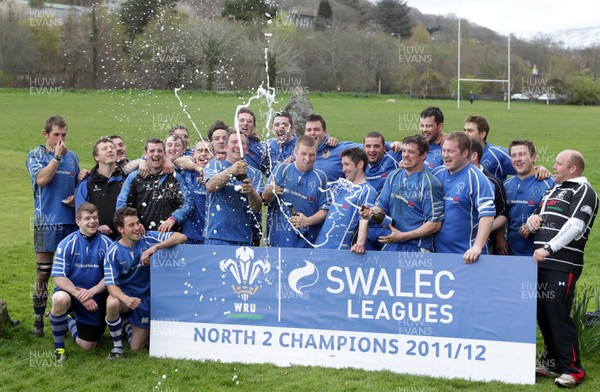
581;205;593;216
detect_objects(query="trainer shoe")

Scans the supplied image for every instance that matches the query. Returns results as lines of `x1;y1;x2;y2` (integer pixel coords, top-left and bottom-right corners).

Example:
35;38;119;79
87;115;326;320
555;374;579;388
29;326;44;338
107;348;124;360
536;365;560;378
54;348;67;364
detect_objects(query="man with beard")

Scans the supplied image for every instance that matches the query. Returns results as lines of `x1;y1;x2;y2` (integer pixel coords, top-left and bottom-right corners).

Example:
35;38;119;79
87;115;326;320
264;111;297;171
362;131;402;250
419;107;445;169
109;135;128;169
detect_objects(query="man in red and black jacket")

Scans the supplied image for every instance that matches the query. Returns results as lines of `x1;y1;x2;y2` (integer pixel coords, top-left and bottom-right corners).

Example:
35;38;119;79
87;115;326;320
527;149;598;388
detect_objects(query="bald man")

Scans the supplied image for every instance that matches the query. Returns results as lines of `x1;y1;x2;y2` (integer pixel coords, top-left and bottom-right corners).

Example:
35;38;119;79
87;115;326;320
527;150;598;388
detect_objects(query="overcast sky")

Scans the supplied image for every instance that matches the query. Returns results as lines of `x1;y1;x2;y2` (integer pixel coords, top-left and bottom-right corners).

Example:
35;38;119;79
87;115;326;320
408;0;598;39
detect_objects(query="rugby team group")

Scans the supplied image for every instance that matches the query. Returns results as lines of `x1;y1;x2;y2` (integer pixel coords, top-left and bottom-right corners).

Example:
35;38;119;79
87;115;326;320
26;106;598;388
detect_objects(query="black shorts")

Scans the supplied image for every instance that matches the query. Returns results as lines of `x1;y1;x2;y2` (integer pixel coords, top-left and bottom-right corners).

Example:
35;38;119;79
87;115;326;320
62;294;107;342
77;321;106;343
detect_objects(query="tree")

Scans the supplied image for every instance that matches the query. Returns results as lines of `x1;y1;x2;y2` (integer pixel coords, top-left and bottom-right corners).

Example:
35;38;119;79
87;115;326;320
372;0;413;38
567;76;600;105
120;0;176;44
316;0;332;30
28;0;45;8
267;50;276;87
221;0;277;23
90;3;99;88
203;36;225;91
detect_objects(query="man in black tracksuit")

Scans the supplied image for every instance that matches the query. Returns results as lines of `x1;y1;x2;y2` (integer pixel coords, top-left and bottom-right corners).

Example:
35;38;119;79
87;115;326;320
527;150;598;388
116;138;191;233
76;137;125;240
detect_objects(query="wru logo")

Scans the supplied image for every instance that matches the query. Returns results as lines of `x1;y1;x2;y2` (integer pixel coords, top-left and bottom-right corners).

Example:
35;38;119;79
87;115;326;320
220;247;270;302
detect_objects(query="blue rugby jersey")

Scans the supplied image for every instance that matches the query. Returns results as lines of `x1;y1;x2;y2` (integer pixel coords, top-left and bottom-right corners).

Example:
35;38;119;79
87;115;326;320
104;231;173;297
245;135;270;175
179;169;208;243
316;180;377;250
52;231;112;289
266;162;329;248
481;143;516;182
365;152;401;194
432;163;496;254
265;136;297;174
424;143;443;169
504;174;555;256
52;231;112;325
363;151;402;250
26;146;79;226
203;159;264;244
314;135;361;182
376;167;444;251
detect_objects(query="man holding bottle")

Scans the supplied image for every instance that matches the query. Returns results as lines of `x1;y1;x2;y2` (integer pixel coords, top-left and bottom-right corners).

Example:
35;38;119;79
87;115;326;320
262;135;329;248
360;135;444;252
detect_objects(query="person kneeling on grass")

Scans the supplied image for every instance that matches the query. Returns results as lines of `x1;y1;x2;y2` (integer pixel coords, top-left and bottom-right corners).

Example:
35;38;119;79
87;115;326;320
49;202;113;364
103;207;186;359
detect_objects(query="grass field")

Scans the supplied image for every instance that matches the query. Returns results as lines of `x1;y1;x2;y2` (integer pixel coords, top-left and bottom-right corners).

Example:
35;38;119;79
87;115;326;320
1;88;600;391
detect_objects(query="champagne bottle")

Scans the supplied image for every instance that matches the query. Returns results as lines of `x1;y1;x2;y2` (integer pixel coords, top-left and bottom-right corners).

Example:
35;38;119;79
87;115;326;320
284;202;306;235
289;204;298;216
233;159;247;181
370;211;394;226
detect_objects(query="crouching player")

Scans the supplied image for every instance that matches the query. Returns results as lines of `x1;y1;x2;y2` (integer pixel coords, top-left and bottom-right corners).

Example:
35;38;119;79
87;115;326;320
49;202;113;363
104;207;186;359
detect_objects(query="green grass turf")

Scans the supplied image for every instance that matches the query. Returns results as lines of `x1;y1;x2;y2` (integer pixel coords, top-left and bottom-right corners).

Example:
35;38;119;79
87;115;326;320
1;88;600;390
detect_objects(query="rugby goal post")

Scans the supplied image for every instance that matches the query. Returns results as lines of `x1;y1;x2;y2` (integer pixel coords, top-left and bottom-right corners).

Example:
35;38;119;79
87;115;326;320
457;18;511;110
